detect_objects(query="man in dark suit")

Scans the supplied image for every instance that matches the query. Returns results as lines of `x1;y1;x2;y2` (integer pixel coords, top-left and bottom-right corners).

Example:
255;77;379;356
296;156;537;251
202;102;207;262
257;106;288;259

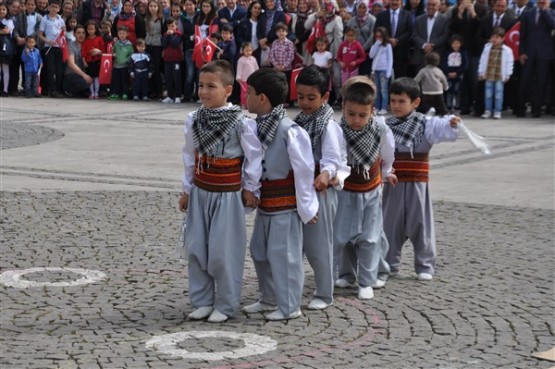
511;0;534;18
375;0;413;78
218;0;247;37
515;0;555;117
475;0;517;115
410;0;450;73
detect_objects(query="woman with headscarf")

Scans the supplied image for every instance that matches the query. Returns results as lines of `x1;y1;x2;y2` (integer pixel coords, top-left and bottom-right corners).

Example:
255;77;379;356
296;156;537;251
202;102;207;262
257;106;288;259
305;0;342;102
111;0;146;46
256;0;286;51
346;1;375;75
295;0;311;58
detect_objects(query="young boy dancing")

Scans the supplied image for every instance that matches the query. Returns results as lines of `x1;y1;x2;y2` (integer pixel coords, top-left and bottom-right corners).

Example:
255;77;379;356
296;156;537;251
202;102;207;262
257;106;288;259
243;69;319;321
293;65;350;310
383;77;460;281
178;60;262;323
333;78;397;300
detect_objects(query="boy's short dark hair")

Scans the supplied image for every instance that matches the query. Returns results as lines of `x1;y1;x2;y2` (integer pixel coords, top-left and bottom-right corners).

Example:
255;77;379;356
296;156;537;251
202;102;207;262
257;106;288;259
389;77;421;101
296;64;329;96
211;32;222;41
135;38;146;47
344;81;375;107
491;26;505;38
221;23;233;33
200;60;235;87
424;51;440;67
117;25;129;32
449;34;463;46
247;69;288;107
49;0;61;6
26;35;37;41
344;26;357;35
274;22;288;33
166;18;176;26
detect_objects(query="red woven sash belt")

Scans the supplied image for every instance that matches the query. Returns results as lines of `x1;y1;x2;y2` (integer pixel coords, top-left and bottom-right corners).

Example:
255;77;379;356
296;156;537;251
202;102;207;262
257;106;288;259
258;171;297;212
343;160;382;192
393;152;429;182
193;156;243;192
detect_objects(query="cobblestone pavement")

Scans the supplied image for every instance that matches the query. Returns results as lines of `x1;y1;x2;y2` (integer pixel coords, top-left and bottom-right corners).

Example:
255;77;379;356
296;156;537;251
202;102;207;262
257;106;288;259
1;99;554;369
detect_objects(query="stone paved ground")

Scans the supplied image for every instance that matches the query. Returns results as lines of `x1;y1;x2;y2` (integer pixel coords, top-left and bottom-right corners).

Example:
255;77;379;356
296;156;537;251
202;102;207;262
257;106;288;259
1;98;554;369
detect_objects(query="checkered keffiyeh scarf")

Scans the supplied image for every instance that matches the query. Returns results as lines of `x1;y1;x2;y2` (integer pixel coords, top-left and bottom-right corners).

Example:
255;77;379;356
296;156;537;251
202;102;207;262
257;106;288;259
294;104;334;150
386;111;426;149
256;104;287;150
192;105;243;157
340;116;381;177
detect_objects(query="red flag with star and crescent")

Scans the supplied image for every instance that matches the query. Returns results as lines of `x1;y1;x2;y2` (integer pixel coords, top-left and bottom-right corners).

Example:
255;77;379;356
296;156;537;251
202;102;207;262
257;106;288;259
192;25;220;68
99;53;113;85
54;30;69;62
504;21;520;60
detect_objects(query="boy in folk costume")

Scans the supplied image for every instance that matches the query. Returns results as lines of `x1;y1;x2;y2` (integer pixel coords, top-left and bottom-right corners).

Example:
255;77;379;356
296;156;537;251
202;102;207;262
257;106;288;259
243;69;319;321
294;65;350;310
333;78;397;300
178;60;263;323
383;77;460;281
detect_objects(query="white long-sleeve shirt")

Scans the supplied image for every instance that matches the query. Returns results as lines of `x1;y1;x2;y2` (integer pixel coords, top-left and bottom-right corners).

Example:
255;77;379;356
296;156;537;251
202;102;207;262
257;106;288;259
181;105;263;195
369;41;393;78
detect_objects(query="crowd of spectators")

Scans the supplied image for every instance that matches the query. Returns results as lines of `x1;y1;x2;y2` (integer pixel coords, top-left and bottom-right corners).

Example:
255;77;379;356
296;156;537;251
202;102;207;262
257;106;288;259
0;0;553;117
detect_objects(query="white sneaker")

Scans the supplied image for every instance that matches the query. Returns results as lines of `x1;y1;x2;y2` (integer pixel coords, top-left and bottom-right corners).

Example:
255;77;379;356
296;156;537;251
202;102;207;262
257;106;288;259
242;301;278;314
493;112;501;119
358;286;374;300
417;273;433;281
372;279;386;289
481;111;491;119
265;309;302;321
162;97;174;103
307;298;331;310
334;278;356;288
378;109;388;115
207;309;229;323
174;97;181;104
186;306;213;320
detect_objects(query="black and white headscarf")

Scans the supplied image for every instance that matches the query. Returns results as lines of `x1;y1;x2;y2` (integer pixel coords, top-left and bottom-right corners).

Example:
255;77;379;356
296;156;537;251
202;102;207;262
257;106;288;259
340;116;381;177
192;105;243;157
294;104;334;150
386;110;426;149
256;104;287;150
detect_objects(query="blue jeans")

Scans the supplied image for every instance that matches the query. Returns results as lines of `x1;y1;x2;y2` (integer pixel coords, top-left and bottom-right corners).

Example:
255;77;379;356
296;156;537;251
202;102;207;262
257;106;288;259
484;80;504;113
183;49;195;99
24;71;39;97
446;77;462;110
373;70;389;111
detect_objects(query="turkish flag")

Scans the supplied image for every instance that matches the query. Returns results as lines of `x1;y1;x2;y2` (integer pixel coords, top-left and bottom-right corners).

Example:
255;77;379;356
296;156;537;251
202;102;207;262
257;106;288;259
292;52;304;69
306;20;325;54
504;21;520;60
54;31;69;63
192;26;203;68
99;53;112;85
289;67;303;101
239;80;248;107
193;38;218;68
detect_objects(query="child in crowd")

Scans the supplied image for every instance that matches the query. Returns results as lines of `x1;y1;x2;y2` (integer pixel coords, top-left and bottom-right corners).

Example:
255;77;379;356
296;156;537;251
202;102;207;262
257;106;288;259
0;2;14;97
414;52;448;116
65;14;77;42
38;0;65;97
294;65;349;310
269;22;294;80
100;20;114;47
109;25;134;100
311;37;333;70
333;77;397;300
161;18;184;103
217;23;236;64
243;68;318;321
478;27;514;120
383;77;460;281
82;20;105;99
129;38;152;101
236;42;258;83
21;35;42;97
336;27;366;85
236;41;258;107
369;26;393;115
442;34;467;114
178;60;262;323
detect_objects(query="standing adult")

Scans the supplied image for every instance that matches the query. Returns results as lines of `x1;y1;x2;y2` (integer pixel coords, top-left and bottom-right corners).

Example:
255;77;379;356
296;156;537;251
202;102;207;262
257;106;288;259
257;0;286;50
236;0;262;56
144;0;165;99
218;0;246;45
63;24;93;96
410;0;450;74
515;0;555;117
181;0;197;101
77;0;106;26
36;0;48;15
194;0;218;40
112;0;145;46
449;0;483;115
61;0;75;21
8;0;23;95
346;2;375;76
404;0;425;25
375;0;413;78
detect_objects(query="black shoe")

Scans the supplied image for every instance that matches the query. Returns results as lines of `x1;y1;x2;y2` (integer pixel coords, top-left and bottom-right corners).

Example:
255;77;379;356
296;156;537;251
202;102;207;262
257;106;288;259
1;91;8;97
50;91;64;98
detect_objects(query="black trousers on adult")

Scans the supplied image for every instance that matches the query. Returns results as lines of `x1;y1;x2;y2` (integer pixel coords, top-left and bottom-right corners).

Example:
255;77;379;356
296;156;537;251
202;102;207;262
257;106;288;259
147;45;163;99
517;56;551;117
43;46;63;94
63;72;90;97
9;47;23;94
460;56;480;114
